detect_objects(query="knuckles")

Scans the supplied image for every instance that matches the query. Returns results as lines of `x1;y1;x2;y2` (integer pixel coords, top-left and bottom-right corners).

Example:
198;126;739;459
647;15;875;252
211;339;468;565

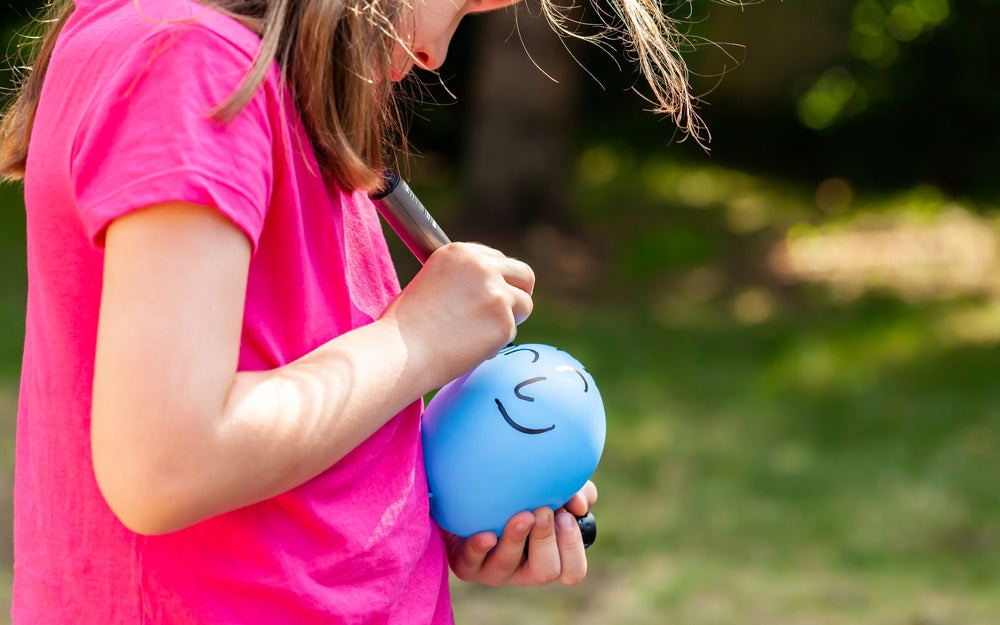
528;557;562;585
404;241;533;385
559;566;587;586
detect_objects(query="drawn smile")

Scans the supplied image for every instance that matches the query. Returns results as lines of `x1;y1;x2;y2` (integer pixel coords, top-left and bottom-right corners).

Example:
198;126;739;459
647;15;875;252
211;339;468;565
494;398;555;435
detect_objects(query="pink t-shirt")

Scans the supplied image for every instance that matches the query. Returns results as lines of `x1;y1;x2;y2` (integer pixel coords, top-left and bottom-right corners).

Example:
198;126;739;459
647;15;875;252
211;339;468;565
14;0;452;622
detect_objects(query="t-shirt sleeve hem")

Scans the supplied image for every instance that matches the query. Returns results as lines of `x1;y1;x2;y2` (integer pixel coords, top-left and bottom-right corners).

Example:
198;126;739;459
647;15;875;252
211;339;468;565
80;166;268;252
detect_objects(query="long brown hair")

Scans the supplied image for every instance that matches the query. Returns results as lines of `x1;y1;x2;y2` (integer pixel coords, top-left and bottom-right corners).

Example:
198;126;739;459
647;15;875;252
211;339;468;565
1;0;401;190
1;0;76;182
1;0;705;191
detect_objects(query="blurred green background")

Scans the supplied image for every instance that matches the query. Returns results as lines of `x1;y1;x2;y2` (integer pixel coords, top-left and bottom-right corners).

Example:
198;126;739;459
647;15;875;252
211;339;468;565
2;0;999;623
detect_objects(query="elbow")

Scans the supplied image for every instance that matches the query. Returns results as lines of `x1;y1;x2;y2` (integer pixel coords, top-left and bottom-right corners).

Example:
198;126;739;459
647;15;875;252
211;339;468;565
92;443;203;536
99;491;187;537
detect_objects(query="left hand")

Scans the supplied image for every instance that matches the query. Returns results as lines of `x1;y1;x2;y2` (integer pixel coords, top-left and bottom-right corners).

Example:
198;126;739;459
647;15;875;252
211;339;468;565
443;481;598;587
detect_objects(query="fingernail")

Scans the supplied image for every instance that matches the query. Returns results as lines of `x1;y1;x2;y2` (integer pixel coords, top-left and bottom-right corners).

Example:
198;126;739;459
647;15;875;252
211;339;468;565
479;535;498;551
556;512;574;531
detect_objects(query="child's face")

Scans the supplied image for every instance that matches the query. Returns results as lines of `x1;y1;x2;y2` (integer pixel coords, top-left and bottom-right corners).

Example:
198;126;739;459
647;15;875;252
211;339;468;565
391;0;521;80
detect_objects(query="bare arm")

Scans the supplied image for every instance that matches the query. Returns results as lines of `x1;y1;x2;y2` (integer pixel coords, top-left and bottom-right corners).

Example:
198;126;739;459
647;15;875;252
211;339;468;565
91;202;533;535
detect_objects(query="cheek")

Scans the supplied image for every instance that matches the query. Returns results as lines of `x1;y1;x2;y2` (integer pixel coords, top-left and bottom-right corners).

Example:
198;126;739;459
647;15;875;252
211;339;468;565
389;44;411;78
413;1;461;45
388;8;418;79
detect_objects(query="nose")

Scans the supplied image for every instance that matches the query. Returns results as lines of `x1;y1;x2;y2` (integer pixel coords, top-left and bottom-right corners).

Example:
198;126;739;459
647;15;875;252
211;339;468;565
413;40;450;71
412;7;465;72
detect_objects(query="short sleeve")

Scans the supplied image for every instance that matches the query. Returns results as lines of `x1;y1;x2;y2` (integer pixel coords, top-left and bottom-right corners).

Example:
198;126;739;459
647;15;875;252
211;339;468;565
70;21;274;250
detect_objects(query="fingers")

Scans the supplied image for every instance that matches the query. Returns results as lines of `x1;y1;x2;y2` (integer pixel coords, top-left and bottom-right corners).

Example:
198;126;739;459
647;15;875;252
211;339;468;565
554;510;587;585
510;282;533;328
522;508;560;582
429;242;533;290
426;242;534;333
387;242;535;389
513;507;588;587
494;250;533;329
463;511;534;586
446;481;600;588
490;511;535;572
446;242;534;327
563;480;598;517
447;530;498;582
447;505;591;587
501;255;535;297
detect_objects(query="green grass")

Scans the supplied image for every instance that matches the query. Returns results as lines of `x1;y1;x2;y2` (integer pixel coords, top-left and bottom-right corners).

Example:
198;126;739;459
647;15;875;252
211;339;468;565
0;181;23;624
447;290;1000;623
449;293;1000;623
2;160;1000;624
0;183;26;379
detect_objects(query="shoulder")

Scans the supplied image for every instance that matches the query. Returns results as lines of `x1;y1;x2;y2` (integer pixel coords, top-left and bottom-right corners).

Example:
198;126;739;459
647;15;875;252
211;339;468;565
54;0;281;127
64;0;265;74
55;2;281;248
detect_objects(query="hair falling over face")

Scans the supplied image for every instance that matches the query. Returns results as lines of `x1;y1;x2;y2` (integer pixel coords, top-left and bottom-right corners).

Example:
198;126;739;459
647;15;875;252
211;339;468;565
0;0;707;189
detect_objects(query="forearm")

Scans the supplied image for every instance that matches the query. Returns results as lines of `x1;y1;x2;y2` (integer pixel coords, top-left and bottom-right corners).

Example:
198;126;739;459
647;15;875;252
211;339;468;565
94;318;429;536
212;318;430;514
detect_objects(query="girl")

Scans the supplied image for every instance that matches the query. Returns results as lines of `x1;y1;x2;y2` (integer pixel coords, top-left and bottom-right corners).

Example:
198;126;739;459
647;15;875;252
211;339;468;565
0;0;701;621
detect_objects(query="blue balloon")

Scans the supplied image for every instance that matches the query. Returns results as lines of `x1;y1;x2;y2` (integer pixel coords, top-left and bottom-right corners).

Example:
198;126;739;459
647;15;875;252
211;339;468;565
422;344;606;537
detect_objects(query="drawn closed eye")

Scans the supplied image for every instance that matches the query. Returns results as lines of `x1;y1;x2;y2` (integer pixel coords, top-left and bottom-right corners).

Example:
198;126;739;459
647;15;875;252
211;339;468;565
556;366;588;392
500;346;540;363
514;376;546;401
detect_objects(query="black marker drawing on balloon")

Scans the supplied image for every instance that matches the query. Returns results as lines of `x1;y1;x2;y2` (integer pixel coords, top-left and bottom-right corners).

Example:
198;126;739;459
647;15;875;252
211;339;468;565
556;365;589;393
494;398;555;435
500;346;540;363
495;350;590;435
514;377;546;401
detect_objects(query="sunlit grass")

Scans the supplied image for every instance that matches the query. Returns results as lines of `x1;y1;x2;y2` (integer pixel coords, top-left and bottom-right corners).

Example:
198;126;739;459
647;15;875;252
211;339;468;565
2;156;999;624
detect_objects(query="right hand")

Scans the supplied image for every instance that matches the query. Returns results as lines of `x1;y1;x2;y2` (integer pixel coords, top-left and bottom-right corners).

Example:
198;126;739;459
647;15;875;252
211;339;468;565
379;242;535;392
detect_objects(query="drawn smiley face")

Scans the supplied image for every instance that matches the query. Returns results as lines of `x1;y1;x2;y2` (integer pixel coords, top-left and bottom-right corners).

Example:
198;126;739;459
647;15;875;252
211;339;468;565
494;346;591;435
421;343;606;537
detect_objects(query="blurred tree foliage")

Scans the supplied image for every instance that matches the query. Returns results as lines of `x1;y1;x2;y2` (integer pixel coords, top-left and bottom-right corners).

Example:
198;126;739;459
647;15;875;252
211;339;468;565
1;0;46;41
1;0;51;93
419;0;999;214
3;0;997;201
2;0;40;25
675;0;1000;199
